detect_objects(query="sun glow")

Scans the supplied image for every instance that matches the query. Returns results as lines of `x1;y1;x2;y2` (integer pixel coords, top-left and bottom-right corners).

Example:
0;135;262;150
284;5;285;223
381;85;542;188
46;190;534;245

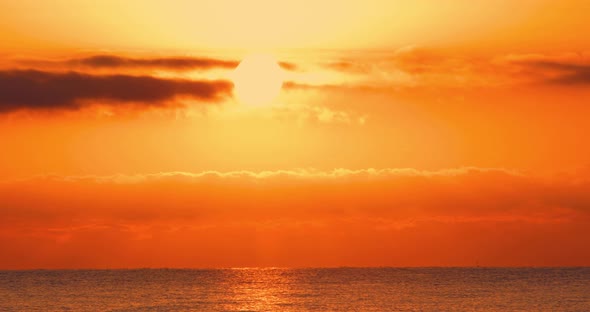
231;53;284;106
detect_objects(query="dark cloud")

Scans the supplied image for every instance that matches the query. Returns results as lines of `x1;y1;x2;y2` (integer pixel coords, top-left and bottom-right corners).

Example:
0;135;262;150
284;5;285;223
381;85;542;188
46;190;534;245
19;54;299;72
492;53;590;86
278;61;298;71
528;61;590;85
68;55;239;70
0;70;233;112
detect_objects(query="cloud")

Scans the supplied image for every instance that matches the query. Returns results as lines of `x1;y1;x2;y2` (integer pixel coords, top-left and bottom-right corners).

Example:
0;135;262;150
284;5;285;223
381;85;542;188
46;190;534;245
322;60;374;75
495;53;590;85
1;167;589;268
307;46;488;88
282;81;375;91
67;54;239;70
522;61;590;85
0;70;233;112
270;97;368;125
278;61;298;71
17;54;300;73
305;48;590;89
2;167;588;221
390;46;451;75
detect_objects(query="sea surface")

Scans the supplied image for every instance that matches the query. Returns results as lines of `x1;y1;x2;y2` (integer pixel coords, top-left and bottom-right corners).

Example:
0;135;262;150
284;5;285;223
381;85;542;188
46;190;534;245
0;268;589;311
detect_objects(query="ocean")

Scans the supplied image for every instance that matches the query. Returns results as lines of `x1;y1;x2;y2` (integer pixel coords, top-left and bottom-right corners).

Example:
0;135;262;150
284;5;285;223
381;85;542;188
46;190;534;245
0;268;588;311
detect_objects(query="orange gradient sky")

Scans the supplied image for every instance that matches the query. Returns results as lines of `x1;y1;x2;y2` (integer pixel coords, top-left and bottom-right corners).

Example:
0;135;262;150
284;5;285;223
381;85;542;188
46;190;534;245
0;0;589;269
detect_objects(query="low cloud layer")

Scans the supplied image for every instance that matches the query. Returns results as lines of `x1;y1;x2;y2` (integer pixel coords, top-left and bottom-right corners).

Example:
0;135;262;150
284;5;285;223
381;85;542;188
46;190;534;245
517;60;590;86
0;70;233;112
1;167;588;268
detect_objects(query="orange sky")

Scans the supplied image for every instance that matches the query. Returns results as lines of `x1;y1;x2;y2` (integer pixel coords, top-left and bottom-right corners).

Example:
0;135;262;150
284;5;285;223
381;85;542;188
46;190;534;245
1;0;589;269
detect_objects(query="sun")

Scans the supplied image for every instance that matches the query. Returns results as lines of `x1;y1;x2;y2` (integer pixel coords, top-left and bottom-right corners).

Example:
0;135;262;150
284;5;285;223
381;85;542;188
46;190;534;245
231;53;284;106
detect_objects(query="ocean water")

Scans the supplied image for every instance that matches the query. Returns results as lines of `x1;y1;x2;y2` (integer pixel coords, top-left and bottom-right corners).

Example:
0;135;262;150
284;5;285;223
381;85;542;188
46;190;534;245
0;268;588;311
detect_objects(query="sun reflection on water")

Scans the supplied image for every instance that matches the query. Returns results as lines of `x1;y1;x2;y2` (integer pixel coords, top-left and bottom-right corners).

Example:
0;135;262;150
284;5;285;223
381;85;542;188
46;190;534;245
221;268;296;311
